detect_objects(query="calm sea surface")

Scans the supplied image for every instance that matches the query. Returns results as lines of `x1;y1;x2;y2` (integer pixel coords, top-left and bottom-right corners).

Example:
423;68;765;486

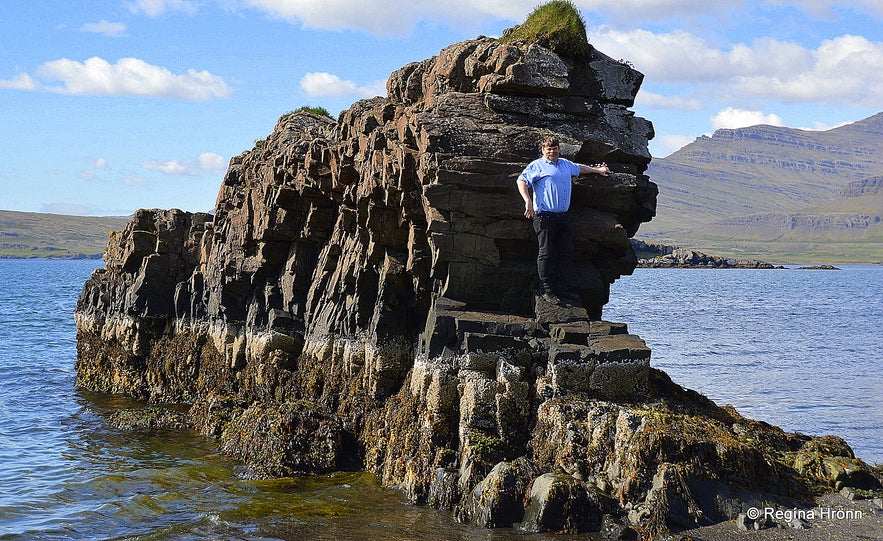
0;260;880;540
606;265;882;466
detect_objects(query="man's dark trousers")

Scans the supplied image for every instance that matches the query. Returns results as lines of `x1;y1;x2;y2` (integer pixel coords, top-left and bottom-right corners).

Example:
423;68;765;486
533;212;572;295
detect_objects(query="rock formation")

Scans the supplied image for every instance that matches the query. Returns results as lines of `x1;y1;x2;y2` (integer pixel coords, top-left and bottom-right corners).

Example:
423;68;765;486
75;22;878;539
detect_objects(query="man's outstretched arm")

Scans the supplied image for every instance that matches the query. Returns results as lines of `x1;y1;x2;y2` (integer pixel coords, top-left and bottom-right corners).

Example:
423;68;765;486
578;163;611;176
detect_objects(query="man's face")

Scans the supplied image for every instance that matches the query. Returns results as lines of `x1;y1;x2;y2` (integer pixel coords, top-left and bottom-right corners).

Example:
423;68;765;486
543;144;560;162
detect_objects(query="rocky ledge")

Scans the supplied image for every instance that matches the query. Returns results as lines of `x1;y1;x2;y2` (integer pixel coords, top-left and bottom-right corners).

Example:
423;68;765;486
75;14;878;540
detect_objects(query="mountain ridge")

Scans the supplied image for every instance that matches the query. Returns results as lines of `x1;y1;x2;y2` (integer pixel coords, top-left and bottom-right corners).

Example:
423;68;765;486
641;112;883;262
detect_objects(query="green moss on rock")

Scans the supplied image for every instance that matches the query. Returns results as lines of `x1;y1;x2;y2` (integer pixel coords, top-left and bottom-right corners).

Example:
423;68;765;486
468;431;505;468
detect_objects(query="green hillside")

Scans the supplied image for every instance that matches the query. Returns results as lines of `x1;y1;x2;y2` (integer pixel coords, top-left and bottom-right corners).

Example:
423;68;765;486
640;113;883;263
0;210;130;259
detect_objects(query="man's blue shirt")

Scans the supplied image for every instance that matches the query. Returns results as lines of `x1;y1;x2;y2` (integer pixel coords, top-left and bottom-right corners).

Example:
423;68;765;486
518;157;580;213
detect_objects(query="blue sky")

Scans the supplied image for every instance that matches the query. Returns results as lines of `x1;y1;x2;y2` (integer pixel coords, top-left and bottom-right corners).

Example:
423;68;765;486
1;0;881;216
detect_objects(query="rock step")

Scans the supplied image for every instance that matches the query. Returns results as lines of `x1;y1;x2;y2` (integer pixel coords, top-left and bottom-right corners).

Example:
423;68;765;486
549;320;628;344
421;297;541;357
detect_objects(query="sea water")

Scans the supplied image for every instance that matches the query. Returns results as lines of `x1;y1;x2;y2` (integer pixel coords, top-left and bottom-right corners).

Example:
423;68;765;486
0;260;879;540
605;266;882;466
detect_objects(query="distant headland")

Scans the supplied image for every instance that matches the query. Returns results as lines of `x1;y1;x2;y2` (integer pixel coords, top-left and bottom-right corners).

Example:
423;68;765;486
0;210;128;259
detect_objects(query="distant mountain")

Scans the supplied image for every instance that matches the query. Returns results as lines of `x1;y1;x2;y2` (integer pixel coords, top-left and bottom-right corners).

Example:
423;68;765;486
640;113;883;263
0;210;130;259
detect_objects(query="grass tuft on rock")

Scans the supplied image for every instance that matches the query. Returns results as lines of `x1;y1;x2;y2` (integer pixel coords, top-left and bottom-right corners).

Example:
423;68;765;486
280;105;332;122
499;0;590;59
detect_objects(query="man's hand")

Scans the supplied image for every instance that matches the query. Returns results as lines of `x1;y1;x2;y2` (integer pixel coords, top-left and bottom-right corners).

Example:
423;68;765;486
524;201;535;219
579;162;611;176
517;179;535;219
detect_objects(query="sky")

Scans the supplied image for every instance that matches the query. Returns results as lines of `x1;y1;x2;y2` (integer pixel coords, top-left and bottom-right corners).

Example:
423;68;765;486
1;1;881;217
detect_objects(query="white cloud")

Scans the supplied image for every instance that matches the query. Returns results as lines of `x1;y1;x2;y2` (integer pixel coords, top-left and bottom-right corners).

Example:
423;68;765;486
143;159;193;176
591;28;811;84
711;107;785;130
128;0;198;17
299;72;385;98
636;90;704;111
94;158;108;169
80;20;127;37
244;0;473;34
0;73;38;90
731;35;883;105
246;0;413;34
198;152;226;172
32;57;231;100
593;27;883;108
581;0;745;23
143;152;228;176
238;0;752;34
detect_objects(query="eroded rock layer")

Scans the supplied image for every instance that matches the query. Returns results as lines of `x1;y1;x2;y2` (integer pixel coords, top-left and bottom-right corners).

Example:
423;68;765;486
75;34;878;537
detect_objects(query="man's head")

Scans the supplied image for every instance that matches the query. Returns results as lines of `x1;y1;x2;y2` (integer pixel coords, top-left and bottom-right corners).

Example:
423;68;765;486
541;136;560;162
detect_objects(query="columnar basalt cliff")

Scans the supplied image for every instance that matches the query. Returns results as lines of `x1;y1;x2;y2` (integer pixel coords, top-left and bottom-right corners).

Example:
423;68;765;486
75;28;878;538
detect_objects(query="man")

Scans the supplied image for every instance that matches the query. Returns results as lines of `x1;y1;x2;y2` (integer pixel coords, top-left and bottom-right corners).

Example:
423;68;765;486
516;136;610;304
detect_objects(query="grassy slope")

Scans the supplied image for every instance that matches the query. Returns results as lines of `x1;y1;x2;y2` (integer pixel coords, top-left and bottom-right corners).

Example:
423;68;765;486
0;210;130;258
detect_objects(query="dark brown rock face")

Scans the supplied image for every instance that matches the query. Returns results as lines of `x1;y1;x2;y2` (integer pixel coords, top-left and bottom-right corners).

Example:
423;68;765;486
75;35;878;536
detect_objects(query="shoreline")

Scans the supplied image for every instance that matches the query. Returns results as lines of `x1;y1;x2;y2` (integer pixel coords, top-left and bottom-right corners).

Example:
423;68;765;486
0;255;103;260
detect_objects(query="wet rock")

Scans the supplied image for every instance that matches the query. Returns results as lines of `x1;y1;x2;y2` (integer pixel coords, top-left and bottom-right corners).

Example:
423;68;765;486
521;472;604;533
107;406;190;431
428;468;461;510
464;459;538;528
600;514;639;540
219;399;342;478
736;511;772;531
792;436;882;491
786;515;812;529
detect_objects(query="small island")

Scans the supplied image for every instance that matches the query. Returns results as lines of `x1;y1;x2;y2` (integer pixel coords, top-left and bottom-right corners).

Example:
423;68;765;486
632;240;786;269
798;264;841;270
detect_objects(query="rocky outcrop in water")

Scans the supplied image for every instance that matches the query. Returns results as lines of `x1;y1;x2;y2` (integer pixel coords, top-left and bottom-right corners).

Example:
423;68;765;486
632;240;784;268
75;25;878;539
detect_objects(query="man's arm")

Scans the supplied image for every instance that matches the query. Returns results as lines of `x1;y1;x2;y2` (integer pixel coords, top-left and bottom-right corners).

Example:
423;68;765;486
517;179;534;219
578;163;611;176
